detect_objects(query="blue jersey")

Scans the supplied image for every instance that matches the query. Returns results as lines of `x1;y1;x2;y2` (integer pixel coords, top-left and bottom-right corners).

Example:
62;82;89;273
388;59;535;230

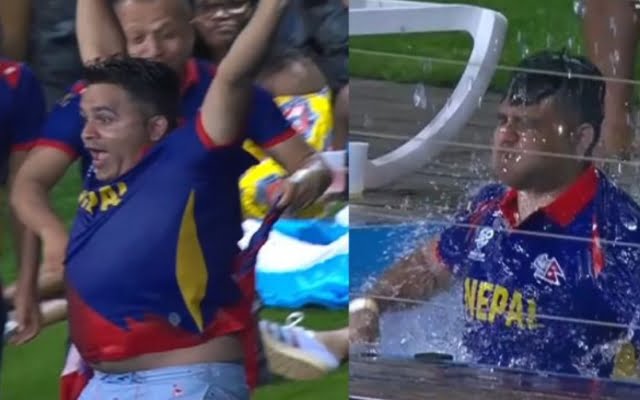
0;59;46;177
437;166;640;377
64;110;282;363
34;58;285;175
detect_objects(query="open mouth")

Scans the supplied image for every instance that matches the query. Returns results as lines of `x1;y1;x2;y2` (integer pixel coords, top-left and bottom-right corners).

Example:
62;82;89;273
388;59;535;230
87;148;108;168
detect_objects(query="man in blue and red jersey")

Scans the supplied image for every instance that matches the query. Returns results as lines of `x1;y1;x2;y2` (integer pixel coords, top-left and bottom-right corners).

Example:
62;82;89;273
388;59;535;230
12;0;330;396
350;50;640;380
9;0;330;391
0;52;47;350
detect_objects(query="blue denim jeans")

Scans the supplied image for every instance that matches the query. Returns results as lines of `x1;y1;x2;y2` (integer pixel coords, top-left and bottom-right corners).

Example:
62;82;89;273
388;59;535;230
79;362;249;400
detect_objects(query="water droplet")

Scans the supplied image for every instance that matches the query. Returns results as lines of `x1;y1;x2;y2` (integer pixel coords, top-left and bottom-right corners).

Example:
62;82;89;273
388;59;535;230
620;210;638;231
613;49;621;64
413;84;428;109
546;34;553;48
567;37;574;49
422;60;432;73
558;125;565;135
521;46;530;58
363;114;372;128
610;16;617;36
515;155;522;163
516;31;523;44
477;96;484;109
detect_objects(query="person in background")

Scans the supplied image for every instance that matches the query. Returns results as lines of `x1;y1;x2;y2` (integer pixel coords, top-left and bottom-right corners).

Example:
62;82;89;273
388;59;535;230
0;18;48;366
582;0;639;160
276;0;348;150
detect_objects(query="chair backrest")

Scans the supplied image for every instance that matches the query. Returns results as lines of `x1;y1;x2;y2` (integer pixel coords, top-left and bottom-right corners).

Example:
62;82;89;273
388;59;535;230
349;1;507;194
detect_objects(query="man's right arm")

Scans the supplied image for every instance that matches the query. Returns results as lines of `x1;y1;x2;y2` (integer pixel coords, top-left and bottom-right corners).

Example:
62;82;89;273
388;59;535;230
350;237;453;344
10;148;74;241
9;89;83;250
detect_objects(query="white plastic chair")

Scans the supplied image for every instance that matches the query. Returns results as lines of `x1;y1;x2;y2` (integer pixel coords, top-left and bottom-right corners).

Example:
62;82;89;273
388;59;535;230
349;1;508;193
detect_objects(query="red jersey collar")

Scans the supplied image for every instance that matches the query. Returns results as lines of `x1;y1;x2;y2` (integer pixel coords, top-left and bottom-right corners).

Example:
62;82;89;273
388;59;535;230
499;165;599;227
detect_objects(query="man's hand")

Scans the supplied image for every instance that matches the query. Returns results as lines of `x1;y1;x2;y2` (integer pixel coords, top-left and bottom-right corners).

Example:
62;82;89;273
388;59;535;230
9;283;43;345
268;178;327;212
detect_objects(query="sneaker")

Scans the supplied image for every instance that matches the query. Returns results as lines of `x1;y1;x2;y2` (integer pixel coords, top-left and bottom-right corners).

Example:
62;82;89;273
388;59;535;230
4;320;18;342
259;312;340;380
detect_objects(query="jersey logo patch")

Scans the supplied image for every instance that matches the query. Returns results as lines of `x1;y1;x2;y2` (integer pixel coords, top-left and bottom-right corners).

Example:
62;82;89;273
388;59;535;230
532;254;565;286
468;227;494;262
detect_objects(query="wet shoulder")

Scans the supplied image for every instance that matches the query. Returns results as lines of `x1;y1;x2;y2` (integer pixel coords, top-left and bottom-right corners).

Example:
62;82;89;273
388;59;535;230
448;182;507;223
466;182;507;213
595;172;640;242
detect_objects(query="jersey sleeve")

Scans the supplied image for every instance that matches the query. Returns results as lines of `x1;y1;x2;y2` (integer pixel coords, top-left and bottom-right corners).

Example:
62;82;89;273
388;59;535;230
245;86;297;149
436;184;504;274
7;64;46;152
163;113;247;177
34;82;86;159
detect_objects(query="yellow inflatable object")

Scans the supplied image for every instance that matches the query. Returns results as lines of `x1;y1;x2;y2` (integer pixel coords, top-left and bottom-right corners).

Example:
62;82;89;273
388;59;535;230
240;87;333;219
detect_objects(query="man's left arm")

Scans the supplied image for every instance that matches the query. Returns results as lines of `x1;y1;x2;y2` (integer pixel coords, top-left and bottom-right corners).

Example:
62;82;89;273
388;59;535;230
246;88;332;211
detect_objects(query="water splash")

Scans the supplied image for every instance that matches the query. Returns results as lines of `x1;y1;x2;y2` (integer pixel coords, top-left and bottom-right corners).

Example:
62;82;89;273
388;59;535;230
609;16;617;37
422;59;432;74
613;49;621;64
413;84;428;109
619;206;638;231
363;114;373;128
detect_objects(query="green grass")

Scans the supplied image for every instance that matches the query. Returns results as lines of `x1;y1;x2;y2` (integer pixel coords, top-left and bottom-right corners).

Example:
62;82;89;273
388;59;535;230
0;165;347;399
350;0;584;90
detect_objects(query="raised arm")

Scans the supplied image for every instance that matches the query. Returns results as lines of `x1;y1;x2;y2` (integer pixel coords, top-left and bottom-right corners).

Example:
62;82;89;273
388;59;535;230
76;0;126;63
200;0;285;146
0;0;32;60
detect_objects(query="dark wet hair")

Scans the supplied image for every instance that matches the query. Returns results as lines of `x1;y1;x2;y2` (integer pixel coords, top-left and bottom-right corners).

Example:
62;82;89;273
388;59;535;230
502;50;605;156
83;56;181;130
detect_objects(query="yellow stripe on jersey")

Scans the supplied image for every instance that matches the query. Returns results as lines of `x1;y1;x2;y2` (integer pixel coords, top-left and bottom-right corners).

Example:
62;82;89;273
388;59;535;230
175;191;208;331
240;88;334;219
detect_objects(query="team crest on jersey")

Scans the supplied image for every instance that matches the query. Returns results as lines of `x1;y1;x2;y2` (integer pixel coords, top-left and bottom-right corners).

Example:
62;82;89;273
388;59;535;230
468;227;494;262
532;254;565;286
280;98;318;139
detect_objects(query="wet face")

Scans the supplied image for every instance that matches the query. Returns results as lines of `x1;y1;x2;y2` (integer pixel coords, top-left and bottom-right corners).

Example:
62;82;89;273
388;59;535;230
80;84;168;181
115;0;195;74
492;97;592;192
192;0;253;55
